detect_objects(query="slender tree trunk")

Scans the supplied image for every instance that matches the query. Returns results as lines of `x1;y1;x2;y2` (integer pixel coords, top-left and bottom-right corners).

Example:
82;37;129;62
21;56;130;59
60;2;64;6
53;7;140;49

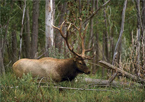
45;0;54;56
0;18;9;75
19;0;26;59
31;0;39;58
0;49;5;75
0;34;5;75
135;0;142;76
11;28;17;63
112;0;127;65
89;0;95;74
142;0;145;70
102;0;109;77
24;7;31;58
110;24;114;62
95;0;99;72
103;0;109;61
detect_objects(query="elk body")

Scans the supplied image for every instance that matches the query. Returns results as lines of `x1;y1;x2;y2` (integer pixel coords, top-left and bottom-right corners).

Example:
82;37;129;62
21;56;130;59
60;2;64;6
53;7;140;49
12;21;92;82
13;57;90;82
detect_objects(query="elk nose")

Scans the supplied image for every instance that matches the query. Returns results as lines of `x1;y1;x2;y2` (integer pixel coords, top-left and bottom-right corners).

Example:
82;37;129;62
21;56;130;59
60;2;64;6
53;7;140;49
86;71;90;74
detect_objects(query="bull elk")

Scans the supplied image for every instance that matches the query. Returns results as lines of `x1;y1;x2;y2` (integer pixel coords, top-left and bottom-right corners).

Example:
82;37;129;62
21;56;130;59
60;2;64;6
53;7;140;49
12;21;93;82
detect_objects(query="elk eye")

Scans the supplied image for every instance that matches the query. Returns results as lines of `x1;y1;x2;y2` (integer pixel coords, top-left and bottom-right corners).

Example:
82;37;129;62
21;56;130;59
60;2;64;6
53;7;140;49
79;61;83;65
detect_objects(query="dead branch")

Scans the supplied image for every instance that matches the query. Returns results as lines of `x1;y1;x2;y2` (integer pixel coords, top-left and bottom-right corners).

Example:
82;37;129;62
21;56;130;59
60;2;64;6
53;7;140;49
99;60;145;84
83;78;144;88
40;86;121;92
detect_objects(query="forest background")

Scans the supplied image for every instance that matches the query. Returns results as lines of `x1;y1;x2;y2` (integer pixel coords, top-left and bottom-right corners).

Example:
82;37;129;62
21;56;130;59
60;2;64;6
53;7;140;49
0;0;145;83
0;0;145;102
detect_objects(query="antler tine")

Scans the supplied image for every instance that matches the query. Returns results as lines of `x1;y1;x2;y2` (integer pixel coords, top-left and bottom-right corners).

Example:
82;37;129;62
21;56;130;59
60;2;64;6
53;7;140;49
83;23;89;39
52;21;66;38
65;29;81;57
53;21;81;57
80;23;89;58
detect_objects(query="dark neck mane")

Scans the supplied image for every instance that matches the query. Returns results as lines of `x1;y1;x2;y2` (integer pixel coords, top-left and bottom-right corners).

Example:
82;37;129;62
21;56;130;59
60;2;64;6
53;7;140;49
57;58;79;81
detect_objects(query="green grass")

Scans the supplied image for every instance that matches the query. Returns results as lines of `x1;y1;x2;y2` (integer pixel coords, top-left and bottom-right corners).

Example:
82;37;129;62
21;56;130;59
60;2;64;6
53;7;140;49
0;73;145;102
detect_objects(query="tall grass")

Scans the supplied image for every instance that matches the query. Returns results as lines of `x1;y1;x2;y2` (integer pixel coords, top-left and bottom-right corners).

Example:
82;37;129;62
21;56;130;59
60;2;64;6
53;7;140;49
0;73;145;102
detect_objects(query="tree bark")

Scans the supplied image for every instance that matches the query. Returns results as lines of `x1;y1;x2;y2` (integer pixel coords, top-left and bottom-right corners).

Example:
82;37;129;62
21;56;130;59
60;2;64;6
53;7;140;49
94;0;99;74
11;28;17;63
103;0;109;61
0;33;5;75
19;0;26;59
142;0;145;70
135;0;143;76
0;18;9;75
0;49;5;75
45;0;54;56
31;0;39;58
23;7;31;58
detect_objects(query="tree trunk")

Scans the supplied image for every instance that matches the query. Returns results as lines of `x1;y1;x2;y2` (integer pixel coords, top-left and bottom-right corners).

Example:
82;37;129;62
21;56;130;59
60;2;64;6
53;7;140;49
45;0;54;56
142;0;145;70
0;35;5;75
11;28;17;63
135;0;142;77
0;49;5;75
19;0;26;59
89;0;95;74
23;7;31;58
0;17;9;75
103;0;109;62
95;0;99;73
31;0;39;58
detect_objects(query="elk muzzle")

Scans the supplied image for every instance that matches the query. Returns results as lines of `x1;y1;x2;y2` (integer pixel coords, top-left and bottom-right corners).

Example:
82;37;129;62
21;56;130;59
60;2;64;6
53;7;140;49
84;70;91;74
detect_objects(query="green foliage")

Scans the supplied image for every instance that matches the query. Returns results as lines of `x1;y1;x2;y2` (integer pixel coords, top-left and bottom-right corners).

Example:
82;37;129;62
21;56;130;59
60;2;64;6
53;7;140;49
1;73;145;102
48;47;65;59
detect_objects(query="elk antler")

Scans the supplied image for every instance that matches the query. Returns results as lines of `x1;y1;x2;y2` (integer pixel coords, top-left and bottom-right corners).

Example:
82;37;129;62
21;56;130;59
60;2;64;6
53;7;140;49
53;20;93;60
71;19;93;60
52;21;81;57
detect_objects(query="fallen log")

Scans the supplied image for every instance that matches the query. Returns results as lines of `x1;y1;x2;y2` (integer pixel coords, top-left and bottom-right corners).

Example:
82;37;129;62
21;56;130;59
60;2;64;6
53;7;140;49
83;78;144;88
99;61;145;84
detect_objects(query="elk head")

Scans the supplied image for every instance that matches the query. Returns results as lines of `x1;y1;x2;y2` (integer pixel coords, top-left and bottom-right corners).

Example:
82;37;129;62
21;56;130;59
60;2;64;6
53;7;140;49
53;19;93;75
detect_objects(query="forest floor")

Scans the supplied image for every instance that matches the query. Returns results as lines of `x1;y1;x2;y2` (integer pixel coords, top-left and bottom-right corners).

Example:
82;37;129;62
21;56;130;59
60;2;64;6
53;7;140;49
0;72;145;102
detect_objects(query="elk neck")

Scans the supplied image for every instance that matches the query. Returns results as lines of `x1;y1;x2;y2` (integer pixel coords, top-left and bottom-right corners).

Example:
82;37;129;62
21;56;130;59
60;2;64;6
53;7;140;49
57;58;79;81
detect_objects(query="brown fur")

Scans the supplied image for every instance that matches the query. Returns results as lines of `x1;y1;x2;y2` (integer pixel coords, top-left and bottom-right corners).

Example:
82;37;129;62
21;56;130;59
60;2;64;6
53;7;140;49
12;57;90;82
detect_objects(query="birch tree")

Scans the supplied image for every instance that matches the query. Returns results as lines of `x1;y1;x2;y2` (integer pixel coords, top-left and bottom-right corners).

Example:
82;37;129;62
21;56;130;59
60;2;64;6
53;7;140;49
19;0;26;59
45;0;54;56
